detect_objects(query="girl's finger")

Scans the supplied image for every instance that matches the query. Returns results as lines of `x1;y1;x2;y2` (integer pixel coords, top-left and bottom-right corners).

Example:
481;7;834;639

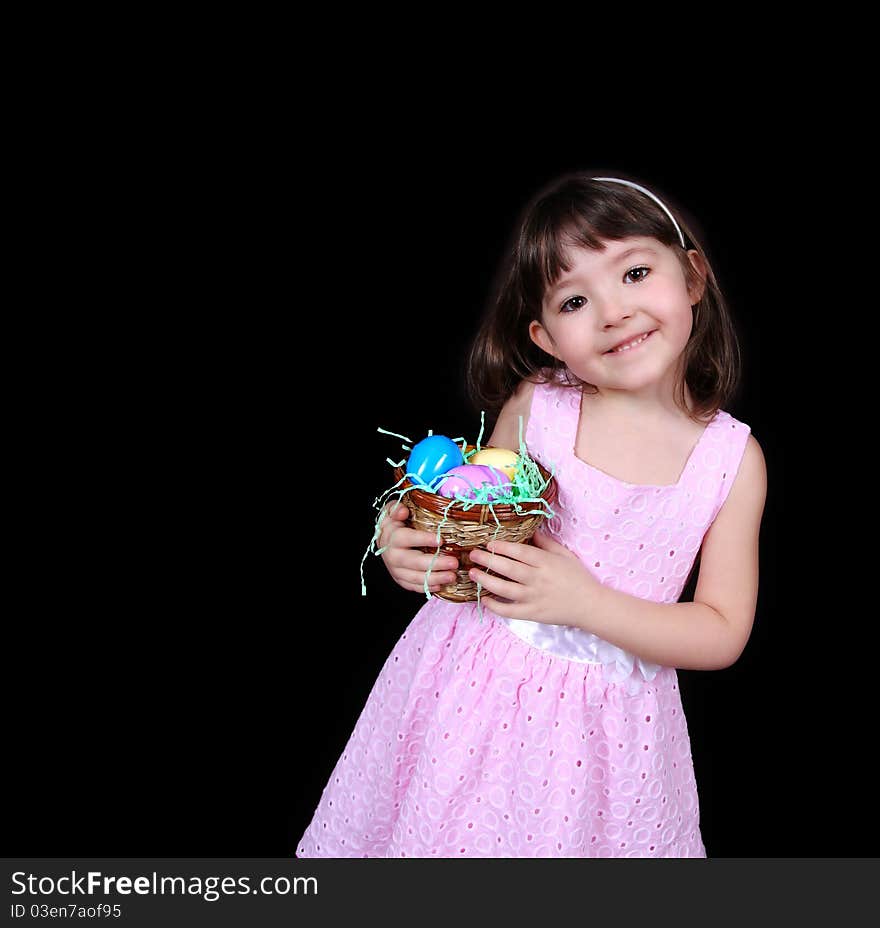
469;567;522;600
405;530;447;549
382;525;439;550
395;568;458;589
485;538;544;567
480;596;533;620
532;531;578;558
383;501;409;518
382;534;451;559
395;565;456;584
470;548;529;583
377;503;410;545
405;554;459;574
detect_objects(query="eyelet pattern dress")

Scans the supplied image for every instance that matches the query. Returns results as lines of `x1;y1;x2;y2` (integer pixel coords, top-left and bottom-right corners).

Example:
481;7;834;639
296;377;751;857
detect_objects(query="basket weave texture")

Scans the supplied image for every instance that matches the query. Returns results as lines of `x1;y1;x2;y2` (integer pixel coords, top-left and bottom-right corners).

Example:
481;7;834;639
393;446;557;602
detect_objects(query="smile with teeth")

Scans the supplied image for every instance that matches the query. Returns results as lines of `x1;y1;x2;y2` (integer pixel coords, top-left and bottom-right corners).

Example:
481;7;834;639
606;330;654;354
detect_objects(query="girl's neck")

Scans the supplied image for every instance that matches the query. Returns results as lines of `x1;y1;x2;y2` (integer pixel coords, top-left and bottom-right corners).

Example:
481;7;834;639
581;381;698;425
573;351;702;424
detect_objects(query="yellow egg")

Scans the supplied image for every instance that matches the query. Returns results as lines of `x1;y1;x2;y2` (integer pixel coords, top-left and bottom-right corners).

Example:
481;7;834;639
469;447;520;480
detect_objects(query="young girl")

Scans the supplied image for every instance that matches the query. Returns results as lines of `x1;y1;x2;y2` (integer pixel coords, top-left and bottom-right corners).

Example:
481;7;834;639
296;172;766;858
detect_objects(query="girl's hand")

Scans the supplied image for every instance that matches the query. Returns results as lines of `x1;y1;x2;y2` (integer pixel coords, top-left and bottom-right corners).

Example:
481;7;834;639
468;530;601;625
376;502;459;594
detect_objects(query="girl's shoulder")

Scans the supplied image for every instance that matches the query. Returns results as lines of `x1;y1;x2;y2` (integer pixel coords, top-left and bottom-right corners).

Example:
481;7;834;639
730;427;765;494
488;369;578;449
486;376;540;450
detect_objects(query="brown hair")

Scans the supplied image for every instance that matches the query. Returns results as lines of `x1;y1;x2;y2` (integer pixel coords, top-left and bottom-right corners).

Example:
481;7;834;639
466;172;742;423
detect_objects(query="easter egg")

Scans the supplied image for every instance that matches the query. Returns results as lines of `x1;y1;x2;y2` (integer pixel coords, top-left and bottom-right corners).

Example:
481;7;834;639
468;447;520;480
405;435;464;489
437;464;513;501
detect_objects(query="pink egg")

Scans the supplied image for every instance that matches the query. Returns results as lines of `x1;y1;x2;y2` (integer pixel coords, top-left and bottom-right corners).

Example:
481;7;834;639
437;464;512;501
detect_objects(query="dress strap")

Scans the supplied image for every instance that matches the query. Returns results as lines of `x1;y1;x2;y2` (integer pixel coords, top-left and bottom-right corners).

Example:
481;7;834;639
707;411;752;522
524;375;580;475
677;409;752;525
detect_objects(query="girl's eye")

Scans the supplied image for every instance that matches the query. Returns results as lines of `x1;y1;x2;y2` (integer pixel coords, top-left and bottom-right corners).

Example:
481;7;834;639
561;296;587;313
558;266;651;313
625;265;650;283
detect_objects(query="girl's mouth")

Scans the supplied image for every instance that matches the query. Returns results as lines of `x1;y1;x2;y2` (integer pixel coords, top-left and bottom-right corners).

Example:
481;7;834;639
604;329;655;356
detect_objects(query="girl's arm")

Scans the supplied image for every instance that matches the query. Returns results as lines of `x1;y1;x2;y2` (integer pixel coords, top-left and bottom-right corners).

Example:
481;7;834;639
471;434;767;671
572;434;767;669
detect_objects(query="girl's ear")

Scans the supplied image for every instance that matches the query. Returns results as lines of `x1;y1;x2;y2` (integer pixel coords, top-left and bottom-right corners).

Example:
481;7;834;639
685;249;708;305
529;320;559;359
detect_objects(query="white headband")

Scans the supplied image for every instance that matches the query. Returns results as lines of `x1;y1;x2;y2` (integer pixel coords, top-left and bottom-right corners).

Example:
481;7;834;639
592;176;686;249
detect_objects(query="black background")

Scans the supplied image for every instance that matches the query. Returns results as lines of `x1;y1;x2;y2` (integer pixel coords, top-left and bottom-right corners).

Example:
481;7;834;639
8;102;873;858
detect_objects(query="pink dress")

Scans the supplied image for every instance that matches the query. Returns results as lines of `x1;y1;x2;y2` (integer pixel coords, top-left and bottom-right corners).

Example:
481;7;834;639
297;379;752;858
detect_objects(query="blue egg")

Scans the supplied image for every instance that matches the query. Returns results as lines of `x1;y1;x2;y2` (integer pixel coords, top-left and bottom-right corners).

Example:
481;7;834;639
405;435;464;489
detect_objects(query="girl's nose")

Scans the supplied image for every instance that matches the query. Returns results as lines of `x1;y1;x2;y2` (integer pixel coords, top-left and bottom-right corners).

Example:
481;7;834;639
597;299;633;327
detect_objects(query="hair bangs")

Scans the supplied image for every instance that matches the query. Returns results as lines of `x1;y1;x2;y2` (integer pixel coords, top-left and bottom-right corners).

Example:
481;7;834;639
518;184;680;315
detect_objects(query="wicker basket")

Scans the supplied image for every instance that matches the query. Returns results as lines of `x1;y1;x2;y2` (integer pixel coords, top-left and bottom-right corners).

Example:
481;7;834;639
393;446;557;602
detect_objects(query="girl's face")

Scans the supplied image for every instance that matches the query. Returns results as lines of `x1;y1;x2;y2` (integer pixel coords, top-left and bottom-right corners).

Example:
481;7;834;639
529;236;706;398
